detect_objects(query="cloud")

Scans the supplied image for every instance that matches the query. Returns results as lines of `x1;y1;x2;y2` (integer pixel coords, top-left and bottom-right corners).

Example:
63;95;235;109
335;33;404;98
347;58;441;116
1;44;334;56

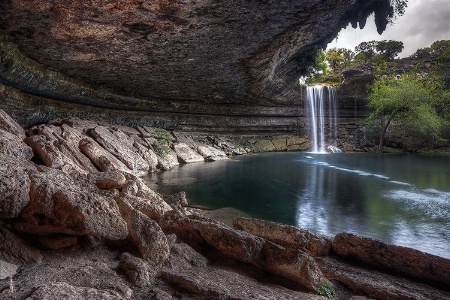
328;0;450;57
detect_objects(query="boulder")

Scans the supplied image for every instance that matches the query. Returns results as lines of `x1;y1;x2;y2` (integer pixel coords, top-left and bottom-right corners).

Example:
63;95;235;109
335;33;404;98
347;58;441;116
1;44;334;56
79;137;131;173
0;155;34;218
234;217;331;256
161;243;325;300
90;126;149;174
173;142;204;164
25;124;98;174
0;129;33;161
163;191;189;210
262;241;330;292
119;174;172;219
132;141;159;172
14;166;128;240
197;145;228;161
58;124;98;172
316;256;450;300
332;233;450;286
120;194;171;221
89;170;127;190
117;252;151;287
162;214;329;291
156;148;180;171
116;197;170;268
0;109;25;139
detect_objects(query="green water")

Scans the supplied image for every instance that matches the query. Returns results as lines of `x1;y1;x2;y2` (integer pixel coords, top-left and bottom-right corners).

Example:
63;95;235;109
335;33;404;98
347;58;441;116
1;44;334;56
146;152;450;259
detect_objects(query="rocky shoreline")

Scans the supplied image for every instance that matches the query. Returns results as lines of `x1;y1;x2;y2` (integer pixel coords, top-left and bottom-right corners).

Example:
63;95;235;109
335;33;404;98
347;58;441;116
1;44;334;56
1;110;449;299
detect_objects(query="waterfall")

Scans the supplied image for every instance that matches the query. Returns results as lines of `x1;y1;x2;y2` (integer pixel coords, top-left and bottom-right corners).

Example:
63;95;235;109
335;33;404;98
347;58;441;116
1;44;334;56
305;85;340;153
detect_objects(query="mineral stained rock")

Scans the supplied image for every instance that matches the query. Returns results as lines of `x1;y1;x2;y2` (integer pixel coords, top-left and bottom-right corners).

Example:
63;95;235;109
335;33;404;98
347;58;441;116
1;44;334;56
0;0;395;132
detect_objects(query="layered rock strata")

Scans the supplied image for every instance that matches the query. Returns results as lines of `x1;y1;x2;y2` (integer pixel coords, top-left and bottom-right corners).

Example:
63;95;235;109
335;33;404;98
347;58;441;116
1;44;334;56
1;110;449;299
0;0;396;132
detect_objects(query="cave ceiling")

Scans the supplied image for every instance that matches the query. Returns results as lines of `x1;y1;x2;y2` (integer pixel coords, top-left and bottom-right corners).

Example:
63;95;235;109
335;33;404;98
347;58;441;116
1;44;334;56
0;0;394;130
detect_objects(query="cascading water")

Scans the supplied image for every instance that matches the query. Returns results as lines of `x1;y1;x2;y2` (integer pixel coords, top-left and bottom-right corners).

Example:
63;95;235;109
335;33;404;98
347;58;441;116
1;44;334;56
305;85;340;153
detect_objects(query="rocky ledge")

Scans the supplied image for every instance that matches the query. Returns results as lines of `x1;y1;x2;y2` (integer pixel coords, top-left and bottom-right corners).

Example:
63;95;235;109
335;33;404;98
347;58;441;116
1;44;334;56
1;110;449;299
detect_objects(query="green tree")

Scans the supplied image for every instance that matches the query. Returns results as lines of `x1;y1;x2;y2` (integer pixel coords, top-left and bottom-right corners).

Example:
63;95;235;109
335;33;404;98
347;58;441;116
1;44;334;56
355;40;403;62
308;50;328;79
431;40;450;63
412;47;433;60
326;48;345;73
355;41;378;61
326;48;355;73
367;73;442;152
376;40;404;60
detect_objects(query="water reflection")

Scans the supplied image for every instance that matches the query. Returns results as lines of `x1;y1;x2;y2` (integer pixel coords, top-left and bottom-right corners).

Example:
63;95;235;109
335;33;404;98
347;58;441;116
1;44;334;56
295;154;450;258
147;152;450;259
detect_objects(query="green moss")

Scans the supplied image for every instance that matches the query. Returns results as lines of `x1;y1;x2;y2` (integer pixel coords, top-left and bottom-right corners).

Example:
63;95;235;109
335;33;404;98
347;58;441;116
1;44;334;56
252;140;276;152
317;282;336;300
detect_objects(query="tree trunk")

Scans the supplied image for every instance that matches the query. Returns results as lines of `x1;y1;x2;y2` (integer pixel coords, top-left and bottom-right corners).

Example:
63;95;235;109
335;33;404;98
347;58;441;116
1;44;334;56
378;116;393;153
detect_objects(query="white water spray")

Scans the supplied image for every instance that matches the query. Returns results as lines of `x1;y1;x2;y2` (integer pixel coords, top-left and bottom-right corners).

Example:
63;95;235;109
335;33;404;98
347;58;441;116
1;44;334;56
305;85;340;153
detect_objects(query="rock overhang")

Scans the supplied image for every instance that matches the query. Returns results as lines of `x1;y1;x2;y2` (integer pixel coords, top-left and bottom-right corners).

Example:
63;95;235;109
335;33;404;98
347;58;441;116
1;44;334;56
0;0;395;131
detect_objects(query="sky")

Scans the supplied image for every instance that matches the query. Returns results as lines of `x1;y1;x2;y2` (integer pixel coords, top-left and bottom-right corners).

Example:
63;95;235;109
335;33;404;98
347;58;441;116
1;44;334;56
327;0;450;57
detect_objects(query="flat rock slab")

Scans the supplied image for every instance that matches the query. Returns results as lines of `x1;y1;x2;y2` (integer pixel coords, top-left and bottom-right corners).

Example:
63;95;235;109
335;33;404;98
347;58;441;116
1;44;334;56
1;248;133;300
90;126;149;174
173;142;204;164
79;137;131;173
234;217;331;256
316;257;450;300
24;282;128;300
333;233;450;286
197;145;228;161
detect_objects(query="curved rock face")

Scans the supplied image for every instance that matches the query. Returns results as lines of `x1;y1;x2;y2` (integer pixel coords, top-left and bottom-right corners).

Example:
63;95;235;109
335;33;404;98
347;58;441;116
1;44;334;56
0;0;393;132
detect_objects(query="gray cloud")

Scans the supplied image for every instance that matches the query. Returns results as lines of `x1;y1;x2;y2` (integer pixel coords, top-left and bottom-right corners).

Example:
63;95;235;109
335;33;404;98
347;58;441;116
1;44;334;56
328;0;450;57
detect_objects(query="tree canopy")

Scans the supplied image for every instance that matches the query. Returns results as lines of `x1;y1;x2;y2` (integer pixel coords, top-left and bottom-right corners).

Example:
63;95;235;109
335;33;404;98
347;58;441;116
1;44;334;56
367;73;447;152
355;40;404;62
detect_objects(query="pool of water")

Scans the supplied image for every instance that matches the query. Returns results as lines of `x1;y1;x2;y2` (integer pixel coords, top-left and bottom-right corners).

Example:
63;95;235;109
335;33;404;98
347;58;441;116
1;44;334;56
145;152;450;259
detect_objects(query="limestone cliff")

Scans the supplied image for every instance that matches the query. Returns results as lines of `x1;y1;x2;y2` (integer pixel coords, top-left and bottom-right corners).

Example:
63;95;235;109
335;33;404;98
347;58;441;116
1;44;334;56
0;0;395;132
